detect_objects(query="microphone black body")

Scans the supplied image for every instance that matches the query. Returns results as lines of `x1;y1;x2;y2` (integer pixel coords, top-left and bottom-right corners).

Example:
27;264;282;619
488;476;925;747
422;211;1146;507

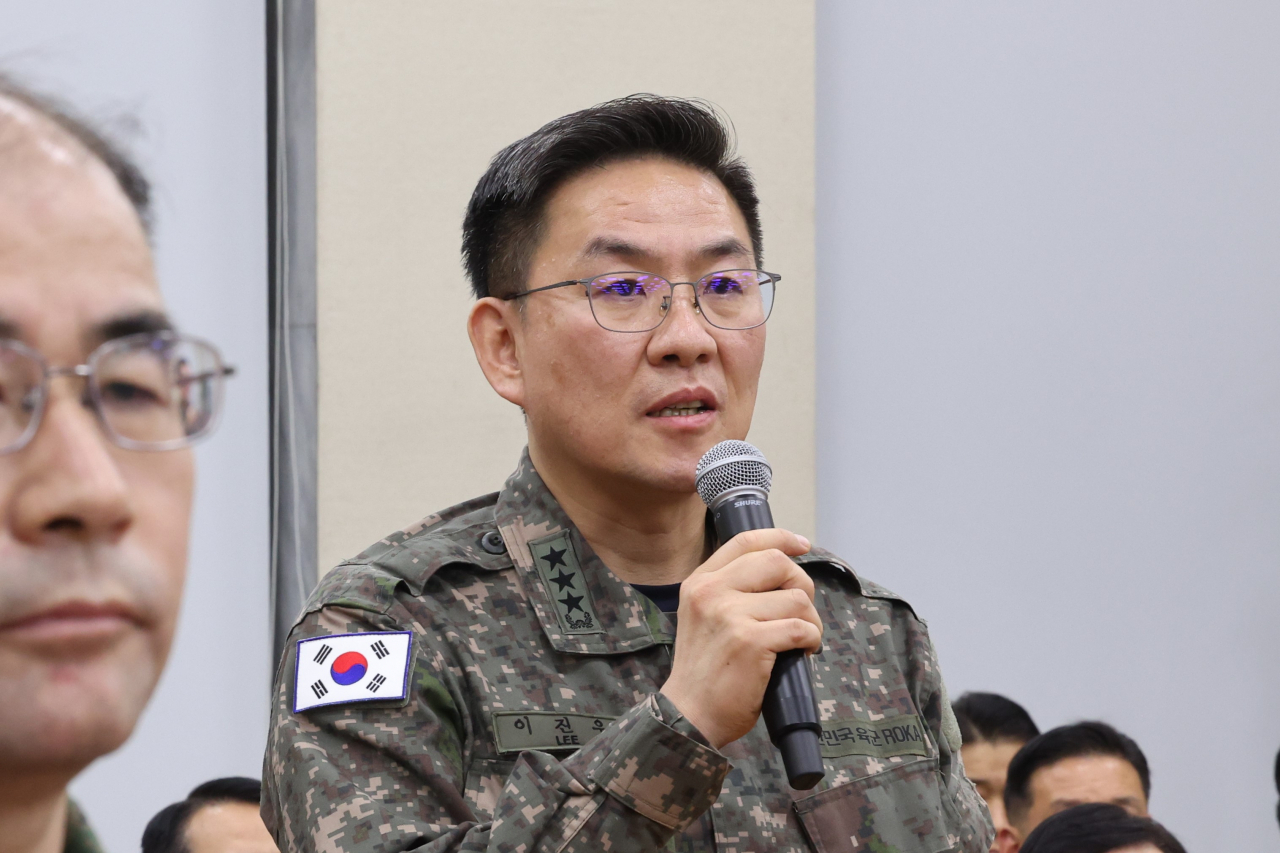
698;444;825;791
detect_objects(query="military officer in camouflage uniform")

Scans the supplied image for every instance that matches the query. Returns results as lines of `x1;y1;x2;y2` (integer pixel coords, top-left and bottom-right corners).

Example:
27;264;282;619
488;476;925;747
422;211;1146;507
264;95;992;853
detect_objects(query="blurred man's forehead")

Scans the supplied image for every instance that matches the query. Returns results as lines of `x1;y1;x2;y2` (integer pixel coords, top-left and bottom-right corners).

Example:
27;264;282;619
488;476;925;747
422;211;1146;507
0;94;141;233
0;94;96;178
0;100;161;354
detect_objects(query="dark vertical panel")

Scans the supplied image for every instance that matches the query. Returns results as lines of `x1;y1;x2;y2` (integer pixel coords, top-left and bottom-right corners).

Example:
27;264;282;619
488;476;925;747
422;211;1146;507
268;0;317;664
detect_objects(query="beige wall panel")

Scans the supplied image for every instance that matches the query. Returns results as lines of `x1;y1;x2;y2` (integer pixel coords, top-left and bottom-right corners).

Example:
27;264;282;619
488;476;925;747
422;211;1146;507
315;0;815;574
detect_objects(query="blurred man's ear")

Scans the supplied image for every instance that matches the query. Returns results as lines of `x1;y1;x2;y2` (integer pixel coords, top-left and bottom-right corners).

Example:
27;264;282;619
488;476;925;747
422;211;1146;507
994;826;1021;853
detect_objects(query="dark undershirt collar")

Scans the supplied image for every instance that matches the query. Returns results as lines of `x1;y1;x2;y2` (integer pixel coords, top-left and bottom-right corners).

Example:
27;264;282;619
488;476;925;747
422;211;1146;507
630;582;681;614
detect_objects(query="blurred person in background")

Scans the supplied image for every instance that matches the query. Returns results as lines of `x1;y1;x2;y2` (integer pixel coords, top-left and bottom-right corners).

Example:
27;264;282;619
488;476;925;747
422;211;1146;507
143;778;277;853
1018;803;1185;853
0;77;233;853
953;691;1040;846
996;721;1151;853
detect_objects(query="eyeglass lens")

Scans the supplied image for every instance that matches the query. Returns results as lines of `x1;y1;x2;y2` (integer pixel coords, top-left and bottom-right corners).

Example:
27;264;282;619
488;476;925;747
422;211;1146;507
0;348;44;449
93;335;224;448
585;270;775;332
0;334;227;453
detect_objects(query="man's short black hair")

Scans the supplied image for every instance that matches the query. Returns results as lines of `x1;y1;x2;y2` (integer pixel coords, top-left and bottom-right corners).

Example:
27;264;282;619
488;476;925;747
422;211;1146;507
1003;721;1151;825
141;777;262;853
462;94;762;300
952;691;1040;745
1020;803;1185;853
0;74;152;236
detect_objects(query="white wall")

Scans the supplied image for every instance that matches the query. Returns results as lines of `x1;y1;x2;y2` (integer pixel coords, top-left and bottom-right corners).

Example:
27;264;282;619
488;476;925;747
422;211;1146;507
0;2;271;851
815;2;1280;849
313;0;816;574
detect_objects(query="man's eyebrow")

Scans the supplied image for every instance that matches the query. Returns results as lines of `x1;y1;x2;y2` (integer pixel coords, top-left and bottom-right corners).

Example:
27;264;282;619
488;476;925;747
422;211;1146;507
698;237;753;261
580;236;754;267
88;310;176;346
581;237;654;264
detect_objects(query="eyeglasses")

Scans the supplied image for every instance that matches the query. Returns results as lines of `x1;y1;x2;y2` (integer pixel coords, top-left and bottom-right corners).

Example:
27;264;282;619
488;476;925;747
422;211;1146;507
0;332;235;454
503;269;780;333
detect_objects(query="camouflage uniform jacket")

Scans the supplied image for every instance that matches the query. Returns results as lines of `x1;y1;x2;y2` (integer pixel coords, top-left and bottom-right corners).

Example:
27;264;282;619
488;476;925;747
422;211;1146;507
263;451;992;853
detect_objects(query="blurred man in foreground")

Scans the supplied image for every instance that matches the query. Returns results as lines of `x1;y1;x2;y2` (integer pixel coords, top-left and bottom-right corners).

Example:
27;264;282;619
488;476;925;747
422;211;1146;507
143;778;278;853
264;95;991;852
0;78;232;853
996;721;1150;853
953;691;1040;845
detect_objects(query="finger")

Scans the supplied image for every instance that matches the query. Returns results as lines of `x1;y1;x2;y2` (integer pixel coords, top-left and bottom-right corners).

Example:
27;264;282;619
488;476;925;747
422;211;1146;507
715;550;816;597
752;616;824;655
694;528;811;575
735;587;823;627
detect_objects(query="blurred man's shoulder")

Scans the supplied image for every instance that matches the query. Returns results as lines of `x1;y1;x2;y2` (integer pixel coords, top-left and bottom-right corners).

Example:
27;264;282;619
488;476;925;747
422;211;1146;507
63;801;105;853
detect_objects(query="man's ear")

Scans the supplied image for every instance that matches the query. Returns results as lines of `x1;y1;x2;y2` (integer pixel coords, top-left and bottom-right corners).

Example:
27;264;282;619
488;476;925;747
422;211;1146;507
468;296;526;408
994;826;1021;853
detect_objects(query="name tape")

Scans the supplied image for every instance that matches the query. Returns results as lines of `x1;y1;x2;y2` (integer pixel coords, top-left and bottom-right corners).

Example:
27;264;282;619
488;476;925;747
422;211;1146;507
493;711;617;754
820;713;930;759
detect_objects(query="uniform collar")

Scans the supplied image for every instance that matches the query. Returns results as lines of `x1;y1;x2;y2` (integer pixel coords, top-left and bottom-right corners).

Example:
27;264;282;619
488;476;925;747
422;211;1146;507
493;449;665;655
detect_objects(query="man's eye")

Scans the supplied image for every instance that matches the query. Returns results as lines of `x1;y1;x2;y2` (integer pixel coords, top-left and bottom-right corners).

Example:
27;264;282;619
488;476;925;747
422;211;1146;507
100;381;164;406
703;276;746;295
595;278;648;297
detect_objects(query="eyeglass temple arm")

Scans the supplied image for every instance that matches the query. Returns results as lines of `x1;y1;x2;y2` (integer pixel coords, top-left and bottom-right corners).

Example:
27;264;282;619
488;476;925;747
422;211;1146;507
175;366;236;386
501;280;585;300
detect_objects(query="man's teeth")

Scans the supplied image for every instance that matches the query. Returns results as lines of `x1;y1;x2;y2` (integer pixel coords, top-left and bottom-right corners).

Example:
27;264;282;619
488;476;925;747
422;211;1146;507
656;404;708;417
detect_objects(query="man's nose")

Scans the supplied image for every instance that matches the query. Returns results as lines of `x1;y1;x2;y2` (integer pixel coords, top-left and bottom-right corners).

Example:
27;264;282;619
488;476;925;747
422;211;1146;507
8;387;134;543
649;284;716;366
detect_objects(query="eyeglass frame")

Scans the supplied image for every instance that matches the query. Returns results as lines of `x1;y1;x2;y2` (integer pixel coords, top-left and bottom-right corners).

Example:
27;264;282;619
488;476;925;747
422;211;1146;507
0;331;236;455
501;268;782;333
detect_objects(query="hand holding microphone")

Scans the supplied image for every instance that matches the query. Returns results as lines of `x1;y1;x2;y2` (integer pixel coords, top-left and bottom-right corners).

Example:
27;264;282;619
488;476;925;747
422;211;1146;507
658;440;827;790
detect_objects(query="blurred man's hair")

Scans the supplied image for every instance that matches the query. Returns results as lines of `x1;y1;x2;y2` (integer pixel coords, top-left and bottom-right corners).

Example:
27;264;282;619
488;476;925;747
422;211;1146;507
1019;803;1185;853
142;777;262;853
462;94;762;300
1003;721;1150;825
0;74;151;235
952;691;1040;745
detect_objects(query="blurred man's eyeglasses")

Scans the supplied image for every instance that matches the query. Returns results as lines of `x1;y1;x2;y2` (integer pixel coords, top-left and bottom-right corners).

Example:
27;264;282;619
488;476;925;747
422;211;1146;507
502;269;780;333
0;331;235;454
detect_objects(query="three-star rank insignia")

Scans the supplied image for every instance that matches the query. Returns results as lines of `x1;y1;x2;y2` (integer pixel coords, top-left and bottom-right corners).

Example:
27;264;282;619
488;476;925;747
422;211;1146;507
530;532;602;634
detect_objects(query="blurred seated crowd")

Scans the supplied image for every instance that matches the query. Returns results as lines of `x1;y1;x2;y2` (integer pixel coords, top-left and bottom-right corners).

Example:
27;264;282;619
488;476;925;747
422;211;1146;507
952;691;1184;852
2;71;1277;853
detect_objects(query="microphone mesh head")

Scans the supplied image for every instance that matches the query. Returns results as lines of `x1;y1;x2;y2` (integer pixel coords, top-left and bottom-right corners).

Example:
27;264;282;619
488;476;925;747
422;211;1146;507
695;440;772;506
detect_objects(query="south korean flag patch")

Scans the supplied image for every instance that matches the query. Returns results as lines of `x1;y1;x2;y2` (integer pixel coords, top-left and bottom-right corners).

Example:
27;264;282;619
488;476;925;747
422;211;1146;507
293;631;413;713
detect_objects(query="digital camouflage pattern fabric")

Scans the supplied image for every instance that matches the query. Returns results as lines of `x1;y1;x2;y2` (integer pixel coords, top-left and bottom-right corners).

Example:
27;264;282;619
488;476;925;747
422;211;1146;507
263;451;993;853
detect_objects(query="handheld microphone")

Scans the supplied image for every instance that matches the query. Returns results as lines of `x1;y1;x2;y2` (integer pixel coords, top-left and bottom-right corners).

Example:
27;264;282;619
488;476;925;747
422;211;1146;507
695;440;825;790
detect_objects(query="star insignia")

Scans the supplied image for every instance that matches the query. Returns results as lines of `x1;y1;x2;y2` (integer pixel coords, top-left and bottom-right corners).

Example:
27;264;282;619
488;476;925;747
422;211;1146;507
543;546;568;569
559;592;585;614
548;568;576;592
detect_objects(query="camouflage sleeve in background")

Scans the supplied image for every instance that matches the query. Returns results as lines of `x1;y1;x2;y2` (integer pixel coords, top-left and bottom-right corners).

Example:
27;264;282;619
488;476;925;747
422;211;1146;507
262;602;730;853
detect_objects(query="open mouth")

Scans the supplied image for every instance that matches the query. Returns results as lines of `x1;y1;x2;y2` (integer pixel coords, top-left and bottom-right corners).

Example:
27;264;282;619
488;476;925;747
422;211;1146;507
650;401;713;418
